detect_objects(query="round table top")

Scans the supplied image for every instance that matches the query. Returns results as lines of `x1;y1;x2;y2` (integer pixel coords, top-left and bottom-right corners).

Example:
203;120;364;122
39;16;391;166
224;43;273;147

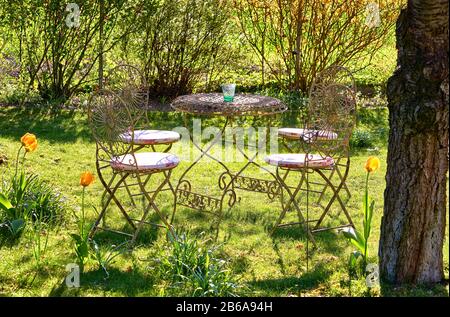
170;93;287;116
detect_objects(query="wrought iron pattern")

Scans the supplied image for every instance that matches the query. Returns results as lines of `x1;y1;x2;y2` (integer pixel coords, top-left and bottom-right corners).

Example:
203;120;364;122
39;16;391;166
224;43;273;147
175;190;222;215
171;94;286;239
226;173;281;198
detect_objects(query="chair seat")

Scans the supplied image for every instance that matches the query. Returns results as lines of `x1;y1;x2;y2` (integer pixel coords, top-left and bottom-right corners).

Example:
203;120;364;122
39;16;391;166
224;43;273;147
278;128;338;141
265;153;334;169
111;152;180;171
119;130;180;145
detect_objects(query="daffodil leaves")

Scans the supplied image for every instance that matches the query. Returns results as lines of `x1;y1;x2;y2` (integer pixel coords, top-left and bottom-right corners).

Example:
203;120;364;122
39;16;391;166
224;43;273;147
342;228;365;255
0;193;13;211
70;233;90;258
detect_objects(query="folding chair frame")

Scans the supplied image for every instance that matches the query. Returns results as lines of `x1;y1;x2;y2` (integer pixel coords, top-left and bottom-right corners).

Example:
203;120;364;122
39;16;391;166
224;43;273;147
270;82;357;238
87;90;176;244
274;65;357;235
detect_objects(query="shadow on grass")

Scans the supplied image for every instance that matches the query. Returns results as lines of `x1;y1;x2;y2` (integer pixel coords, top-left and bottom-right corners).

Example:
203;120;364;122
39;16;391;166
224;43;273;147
0;106;91;143
0;106;184;143
271;226;346;255
1;103;308;146
90;211;163;246
249;262;333;295
379;279;450;297
49;267;156;297
93;227;159;247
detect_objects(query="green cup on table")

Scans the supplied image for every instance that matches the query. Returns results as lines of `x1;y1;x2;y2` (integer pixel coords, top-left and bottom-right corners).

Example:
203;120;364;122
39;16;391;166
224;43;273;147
221;83;236;102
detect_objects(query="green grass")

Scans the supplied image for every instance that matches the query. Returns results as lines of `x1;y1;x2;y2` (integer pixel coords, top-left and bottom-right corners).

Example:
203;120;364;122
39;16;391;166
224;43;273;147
0;106;448;297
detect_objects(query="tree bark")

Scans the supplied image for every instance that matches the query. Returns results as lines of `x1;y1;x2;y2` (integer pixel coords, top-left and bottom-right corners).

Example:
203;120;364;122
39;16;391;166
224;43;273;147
379;0;449;284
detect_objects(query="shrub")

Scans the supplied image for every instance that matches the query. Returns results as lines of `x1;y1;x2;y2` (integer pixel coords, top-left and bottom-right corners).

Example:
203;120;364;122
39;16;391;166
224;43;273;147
0;0;141;101
350;129;376;149
126;0;233;98
233;0;403;92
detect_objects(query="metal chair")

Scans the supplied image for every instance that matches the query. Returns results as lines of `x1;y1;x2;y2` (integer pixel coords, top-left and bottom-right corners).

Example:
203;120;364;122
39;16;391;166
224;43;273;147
265;82;356;242
87;89;179;243
278;66;356;212
98;64;180;223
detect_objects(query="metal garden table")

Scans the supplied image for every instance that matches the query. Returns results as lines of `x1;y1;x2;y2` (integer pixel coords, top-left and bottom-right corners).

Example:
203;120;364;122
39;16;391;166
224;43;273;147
170;93;287;236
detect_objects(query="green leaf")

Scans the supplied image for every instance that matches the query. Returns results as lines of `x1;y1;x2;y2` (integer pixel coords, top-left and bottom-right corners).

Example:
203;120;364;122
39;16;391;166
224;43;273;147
70;233;82;244
363;200;375;240
9;218;25;235
70;234;89;258
77;242;89;258
0;193;13;211
81;222;93;239
20;172;27;191
368;200;375;225
342;228;365;254
348;250;362;269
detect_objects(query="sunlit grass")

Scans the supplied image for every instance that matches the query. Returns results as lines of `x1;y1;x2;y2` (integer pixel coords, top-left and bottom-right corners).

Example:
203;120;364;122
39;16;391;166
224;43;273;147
0;107;448;297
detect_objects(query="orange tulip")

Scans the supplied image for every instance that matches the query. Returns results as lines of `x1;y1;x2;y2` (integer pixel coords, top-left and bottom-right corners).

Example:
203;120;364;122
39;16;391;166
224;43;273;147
364;156;380;173
80;171;95;187
20;133;38;152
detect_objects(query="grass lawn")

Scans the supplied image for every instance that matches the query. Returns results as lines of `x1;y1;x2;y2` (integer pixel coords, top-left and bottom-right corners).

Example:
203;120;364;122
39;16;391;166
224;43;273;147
0;106;448;297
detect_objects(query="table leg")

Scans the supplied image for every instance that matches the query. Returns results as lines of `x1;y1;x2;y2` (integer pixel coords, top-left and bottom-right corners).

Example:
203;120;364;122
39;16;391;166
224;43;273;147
221;117;282;200
173;116;237;238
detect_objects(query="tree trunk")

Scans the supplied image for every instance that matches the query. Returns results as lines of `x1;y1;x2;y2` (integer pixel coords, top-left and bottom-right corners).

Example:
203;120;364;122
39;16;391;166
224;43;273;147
379;0;449;284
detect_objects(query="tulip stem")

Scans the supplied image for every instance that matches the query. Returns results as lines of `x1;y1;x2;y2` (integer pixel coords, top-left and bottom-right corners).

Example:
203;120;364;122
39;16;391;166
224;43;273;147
81;187;86;238
363;172;370;268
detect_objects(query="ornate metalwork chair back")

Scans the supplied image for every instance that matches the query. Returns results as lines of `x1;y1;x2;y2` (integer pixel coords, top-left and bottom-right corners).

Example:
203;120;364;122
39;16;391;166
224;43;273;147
103;64;149;127
266;66;356;244
306;83;356;160
87;89;139;165
310;65;356;94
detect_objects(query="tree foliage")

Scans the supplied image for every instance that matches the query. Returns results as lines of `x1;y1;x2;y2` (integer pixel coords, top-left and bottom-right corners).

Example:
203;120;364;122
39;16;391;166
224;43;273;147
0;0;404;100
233;0;403;92
0;0;140;100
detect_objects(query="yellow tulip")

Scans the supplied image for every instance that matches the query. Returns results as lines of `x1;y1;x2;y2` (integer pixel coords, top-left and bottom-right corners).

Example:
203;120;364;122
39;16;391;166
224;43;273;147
20;133;38;152
364;156;380;173
80;171;95;187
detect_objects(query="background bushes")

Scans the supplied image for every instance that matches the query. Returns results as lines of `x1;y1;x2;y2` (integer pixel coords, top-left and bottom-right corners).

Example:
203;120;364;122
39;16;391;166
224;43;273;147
126;0;235;98
0;0;403;103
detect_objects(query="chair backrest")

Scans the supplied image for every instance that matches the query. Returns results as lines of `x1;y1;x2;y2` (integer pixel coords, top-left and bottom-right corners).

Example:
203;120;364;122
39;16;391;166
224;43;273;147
103;64;149;114
305;69;357;159
309;65;356;96
87;89;139;161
